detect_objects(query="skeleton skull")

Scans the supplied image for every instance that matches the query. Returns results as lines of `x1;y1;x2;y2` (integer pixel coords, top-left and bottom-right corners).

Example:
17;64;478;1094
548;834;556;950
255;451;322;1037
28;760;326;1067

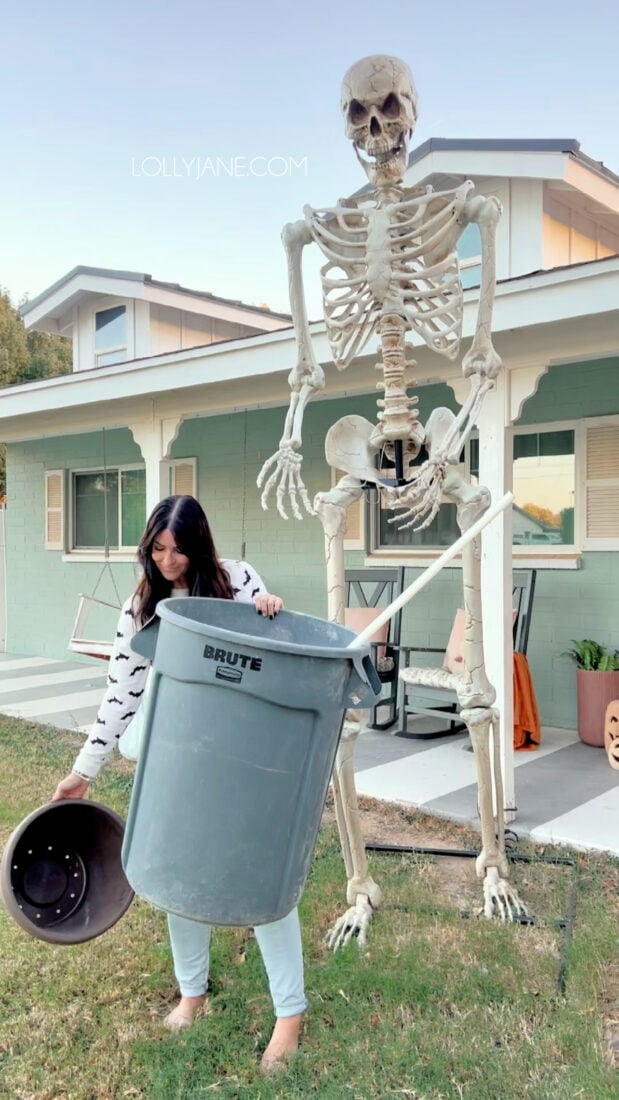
341;55;418;187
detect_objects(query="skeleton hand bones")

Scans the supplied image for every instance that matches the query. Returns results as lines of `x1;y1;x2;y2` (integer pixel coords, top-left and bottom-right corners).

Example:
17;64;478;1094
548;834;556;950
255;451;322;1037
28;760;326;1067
384;371;495;531
257;353;325;520
257;219;327;519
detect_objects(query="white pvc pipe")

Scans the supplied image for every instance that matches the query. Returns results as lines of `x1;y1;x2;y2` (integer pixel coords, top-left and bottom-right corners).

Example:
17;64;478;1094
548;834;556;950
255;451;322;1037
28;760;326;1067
348;490;513;648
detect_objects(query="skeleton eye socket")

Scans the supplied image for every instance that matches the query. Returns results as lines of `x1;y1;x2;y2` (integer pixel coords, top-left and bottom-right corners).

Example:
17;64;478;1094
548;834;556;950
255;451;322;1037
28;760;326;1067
381;93;401;119
348;99;368;125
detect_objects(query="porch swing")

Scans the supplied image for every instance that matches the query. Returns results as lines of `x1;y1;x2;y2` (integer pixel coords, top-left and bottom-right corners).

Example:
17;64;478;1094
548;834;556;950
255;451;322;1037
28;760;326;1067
68;430;124;661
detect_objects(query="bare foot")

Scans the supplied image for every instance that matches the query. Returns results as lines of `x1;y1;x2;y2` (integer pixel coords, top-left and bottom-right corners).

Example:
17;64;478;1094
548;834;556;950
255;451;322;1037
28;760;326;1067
163;994;206;1032
260;1013;303;1074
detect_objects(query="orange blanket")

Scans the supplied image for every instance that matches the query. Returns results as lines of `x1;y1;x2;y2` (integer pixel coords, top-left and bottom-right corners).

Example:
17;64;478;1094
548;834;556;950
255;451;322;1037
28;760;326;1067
513;651;541;751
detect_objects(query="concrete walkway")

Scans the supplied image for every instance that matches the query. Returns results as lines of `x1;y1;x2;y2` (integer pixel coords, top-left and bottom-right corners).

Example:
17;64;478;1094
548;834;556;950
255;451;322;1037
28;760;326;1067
1;653;617;858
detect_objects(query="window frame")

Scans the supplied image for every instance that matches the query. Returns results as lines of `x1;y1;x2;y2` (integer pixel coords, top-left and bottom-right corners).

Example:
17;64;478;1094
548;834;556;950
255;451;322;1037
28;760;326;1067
507;419;579;559
93;300;132;367
459;255;482;289
68;463;146;555
457;221;482;290
368;417;586;567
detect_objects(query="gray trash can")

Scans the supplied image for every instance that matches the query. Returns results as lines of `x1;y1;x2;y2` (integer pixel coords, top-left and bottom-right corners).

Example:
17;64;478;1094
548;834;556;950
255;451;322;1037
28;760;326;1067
121;598;381;927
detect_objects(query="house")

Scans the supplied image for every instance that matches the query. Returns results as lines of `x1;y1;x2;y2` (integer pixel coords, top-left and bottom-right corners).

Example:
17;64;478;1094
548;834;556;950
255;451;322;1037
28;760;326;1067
1;137;618;815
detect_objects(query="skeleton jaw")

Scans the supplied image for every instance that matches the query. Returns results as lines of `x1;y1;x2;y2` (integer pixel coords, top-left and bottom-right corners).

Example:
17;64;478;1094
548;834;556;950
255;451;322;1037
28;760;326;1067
354;132;408;186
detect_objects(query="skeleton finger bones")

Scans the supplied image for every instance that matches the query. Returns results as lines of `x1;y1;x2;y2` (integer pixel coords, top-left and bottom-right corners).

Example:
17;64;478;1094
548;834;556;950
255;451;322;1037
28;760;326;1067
257;445;314;520
383;457;449;531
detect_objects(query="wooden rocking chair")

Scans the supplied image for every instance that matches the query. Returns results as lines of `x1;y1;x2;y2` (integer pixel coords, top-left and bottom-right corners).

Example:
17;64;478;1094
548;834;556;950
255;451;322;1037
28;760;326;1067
344;567;405;730
395;568;536;739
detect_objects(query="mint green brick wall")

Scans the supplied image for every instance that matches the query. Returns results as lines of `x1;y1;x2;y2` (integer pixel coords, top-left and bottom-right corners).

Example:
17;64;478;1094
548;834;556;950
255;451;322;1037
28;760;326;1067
4;358;618;730
6;430;143;659
515;357;619;726
524;554;619;729
518;356;619;424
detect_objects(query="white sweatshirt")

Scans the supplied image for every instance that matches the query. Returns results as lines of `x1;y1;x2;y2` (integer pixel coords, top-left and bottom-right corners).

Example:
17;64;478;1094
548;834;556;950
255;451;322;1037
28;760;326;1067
72;559;266;781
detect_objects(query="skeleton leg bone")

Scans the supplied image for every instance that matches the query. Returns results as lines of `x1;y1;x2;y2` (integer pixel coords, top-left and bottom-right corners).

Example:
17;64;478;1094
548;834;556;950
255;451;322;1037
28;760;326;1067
443;459;528;919
314;483;383;950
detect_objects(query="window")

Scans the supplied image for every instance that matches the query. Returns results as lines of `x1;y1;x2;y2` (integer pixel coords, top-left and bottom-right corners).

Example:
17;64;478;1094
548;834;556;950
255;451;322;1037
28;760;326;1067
472;430;576;547
373;446;465;550
72;466;145;550
457;222;481;290
377;492;460;549
95;305;127;366
372;425;578;554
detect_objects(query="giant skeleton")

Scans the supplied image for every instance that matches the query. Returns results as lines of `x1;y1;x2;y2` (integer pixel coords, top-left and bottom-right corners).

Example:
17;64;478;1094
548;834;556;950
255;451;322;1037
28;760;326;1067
258;55;527;947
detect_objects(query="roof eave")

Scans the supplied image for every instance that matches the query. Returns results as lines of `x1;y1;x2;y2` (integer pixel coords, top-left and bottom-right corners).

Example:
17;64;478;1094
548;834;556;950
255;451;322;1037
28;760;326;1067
20;266;292;331
2;256;617;419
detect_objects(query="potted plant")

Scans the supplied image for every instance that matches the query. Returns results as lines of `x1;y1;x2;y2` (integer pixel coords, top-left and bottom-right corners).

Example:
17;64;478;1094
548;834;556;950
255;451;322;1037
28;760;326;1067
563;640;619;747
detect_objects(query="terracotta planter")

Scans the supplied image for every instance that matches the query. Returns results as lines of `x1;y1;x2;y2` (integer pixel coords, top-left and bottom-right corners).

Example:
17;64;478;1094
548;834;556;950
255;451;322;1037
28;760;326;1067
576;669;619;747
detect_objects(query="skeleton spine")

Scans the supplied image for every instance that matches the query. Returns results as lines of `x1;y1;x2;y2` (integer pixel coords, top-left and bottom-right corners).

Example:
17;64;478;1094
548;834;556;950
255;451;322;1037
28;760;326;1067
375;313;419;442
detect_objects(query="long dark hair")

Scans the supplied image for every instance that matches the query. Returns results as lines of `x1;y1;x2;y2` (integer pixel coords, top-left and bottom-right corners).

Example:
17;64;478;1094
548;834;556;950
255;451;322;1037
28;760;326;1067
134;495;233;624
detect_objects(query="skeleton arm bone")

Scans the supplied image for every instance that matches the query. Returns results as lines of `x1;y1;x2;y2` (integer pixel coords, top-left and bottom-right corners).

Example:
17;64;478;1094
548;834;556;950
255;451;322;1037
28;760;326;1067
257;220;325;519
281;219;326;445
461;194;503;379
433;374;494;465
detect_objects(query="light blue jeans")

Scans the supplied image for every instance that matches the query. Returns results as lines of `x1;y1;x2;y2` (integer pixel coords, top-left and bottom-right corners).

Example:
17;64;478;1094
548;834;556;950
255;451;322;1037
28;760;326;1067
167;905;307;1017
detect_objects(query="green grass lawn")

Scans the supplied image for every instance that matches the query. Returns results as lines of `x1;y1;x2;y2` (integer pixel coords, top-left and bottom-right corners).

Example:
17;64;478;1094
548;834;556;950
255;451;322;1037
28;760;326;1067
0;716;617;1099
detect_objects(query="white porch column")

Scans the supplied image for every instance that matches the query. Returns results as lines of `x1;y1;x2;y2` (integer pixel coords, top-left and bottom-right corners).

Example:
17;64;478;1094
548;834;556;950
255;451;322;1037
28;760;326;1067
129;416;183;515
449;362;549;823
476;374;515;820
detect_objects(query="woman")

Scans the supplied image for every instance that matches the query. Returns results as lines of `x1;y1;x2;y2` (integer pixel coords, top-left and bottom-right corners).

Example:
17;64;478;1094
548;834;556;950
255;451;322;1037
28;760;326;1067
53;495;306;1072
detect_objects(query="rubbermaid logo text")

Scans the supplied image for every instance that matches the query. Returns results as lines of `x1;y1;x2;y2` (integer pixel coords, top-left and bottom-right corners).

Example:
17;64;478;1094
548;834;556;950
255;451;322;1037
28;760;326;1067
203;644;262;672
215;666;243;683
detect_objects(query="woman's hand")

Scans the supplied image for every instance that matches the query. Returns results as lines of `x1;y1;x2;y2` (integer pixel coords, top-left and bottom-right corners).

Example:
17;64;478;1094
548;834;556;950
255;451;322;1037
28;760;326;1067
254;593;284;619
52;772;91;802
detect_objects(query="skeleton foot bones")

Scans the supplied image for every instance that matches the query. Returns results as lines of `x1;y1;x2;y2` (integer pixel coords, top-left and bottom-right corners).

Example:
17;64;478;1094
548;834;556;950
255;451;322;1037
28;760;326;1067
325;850;529;951
326;895;374;951
258;51;527;946
482;868;529;922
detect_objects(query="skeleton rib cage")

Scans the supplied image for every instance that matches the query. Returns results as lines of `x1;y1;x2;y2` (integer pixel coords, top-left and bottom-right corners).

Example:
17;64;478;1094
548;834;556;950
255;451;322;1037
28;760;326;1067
305;181;474;369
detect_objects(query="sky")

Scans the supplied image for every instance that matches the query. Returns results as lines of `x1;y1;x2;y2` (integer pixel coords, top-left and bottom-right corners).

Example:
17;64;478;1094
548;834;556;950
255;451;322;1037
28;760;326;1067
1;0;618;320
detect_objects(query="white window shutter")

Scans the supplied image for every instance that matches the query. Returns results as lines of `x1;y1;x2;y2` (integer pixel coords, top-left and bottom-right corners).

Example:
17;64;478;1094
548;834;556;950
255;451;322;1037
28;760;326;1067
170;459;197;497
345;496;363;545
45;470;65;550
585;423;619;544
333;469;366;551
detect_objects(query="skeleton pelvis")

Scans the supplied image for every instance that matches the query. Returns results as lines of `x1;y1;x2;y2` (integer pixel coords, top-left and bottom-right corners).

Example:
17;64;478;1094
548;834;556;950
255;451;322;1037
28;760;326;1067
325;416;382;484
